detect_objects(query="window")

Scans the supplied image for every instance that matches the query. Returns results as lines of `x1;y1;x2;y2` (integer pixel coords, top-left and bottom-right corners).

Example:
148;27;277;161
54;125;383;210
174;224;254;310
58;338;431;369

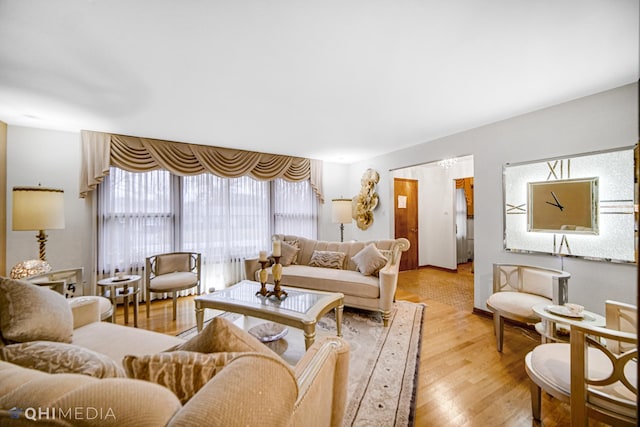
98;167;317;290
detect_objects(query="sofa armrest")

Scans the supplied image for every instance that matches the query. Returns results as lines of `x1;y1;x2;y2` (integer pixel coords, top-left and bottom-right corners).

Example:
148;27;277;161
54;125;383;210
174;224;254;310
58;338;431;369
69;298;101;329
169;353;297;427
244;258;261;282
293;336;350;427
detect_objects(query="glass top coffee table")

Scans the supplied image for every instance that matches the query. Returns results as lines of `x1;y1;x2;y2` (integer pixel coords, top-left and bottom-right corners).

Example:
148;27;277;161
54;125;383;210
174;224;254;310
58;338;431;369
194;280;344;350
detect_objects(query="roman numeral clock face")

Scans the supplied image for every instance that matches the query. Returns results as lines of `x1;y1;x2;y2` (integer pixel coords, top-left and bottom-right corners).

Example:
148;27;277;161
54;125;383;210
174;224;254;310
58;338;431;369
502;147;635;263
528;178;598;234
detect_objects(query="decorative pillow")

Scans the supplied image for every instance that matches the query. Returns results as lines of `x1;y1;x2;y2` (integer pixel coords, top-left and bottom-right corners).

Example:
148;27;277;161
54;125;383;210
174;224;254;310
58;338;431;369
351;244;389;276
279;241;300;266
0;278;73;344
170;316;275;356
0;341;125;378
283;240;300;264
308;250;346;270
123;350;240;403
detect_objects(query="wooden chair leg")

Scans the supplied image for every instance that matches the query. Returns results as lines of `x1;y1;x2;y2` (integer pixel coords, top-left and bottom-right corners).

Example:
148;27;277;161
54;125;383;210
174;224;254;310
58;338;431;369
172;291;178;321
530;380;542;420
494;313;504;352
146;289;151;318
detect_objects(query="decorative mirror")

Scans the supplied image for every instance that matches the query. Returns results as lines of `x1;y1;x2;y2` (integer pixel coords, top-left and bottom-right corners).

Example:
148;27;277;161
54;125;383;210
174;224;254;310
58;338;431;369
503;146;636;263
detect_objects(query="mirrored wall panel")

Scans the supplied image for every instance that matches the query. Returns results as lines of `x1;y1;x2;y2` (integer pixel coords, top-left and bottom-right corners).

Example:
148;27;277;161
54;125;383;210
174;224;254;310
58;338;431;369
503;146;636;263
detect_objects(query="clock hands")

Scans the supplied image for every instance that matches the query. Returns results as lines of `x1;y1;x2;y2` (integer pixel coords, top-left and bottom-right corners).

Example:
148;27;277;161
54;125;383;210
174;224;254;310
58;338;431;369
545;191;564;211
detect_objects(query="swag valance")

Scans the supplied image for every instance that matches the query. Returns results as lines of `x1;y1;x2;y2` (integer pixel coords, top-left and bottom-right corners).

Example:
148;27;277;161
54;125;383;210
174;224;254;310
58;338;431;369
79;130;324;202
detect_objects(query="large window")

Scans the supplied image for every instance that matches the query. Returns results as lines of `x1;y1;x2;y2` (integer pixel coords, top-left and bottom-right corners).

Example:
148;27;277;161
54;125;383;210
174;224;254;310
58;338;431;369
98;167;317;290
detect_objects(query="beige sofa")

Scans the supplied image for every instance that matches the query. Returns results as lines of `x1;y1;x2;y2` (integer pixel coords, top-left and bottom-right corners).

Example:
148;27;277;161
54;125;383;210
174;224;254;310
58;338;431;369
0;278;350;426
245;235;410;326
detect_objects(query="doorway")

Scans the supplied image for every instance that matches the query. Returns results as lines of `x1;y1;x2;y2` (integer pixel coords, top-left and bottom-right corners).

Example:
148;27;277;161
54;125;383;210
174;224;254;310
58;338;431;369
394;178;419;271
392;155;474;271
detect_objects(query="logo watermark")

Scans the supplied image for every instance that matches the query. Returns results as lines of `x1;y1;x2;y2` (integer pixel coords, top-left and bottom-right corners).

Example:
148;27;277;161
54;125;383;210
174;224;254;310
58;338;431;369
8;406;116;421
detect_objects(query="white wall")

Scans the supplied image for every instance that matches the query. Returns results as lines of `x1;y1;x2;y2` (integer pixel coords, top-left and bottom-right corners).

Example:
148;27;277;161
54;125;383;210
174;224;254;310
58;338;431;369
344;83;638;313
6;126;94;294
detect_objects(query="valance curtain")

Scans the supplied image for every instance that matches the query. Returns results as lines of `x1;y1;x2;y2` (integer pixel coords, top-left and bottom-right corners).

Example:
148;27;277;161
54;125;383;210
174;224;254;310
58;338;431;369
80;130;324;202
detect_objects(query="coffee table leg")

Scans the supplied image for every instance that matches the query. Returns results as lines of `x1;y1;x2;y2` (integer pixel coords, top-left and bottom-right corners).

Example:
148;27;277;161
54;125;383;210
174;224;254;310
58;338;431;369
303;324;316;350
133;292;138;328
109;285;116;324
335;304;343;338
195;301;204;332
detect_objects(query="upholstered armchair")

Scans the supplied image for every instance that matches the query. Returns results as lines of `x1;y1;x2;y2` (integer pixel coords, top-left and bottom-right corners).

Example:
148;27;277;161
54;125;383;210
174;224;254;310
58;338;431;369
146;252;201;320
525;301;637;426
486;263;570;352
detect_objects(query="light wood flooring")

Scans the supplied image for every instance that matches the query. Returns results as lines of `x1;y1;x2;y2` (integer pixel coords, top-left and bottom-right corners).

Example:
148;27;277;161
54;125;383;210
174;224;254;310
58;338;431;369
117;263;599;427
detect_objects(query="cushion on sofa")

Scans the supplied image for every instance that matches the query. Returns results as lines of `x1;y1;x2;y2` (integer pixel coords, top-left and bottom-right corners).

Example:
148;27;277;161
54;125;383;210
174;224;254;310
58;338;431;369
72;321;185;367
0;277;73;344
123;350;241;404
171;316;276;357
0;341;125;378
283;239;300;264
308;250;346;270
351;244;388;276
280;241;300;266
272;265;380;298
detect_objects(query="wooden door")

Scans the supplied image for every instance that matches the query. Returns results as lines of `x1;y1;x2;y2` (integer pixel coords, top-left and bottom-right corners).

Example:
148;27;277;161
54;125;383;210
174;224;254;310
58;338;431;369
394;178;419;271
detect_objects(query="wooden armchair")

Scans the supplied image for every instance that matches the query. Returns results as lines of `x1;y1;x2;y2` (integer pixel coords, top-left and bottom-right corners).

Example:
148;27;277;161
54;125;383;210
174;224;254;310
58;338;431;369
525;300;637;426
145;252;201;320
486;263;570;352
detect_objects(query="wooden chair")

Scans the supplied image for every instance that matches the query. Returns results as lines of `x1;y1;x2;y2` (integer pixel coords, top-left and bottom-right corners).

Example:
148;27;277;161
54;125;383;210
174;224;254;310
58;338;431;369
486;263;570;352
525;300;637;426
145;252;201;321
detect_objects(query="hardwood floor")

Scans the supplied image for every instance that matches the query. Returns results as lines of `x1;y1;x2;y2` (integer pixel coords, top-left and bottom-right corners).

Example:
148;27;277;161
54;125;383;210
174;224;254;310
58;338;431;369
116;263;601;427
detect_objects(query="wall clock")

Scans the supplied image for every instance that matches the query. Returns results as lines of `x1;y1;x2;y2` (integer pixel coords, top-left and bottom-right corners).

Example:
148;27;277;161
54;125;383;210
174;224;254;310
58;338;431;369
503;146;635;263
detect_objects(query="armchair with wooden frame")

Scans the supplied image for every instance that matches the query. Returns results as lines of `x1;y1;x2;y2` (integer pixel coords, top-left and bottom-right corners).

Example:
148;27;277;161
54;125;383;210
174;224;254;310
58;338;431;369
524;300;637;426
486;263;570;352
145;252;201;321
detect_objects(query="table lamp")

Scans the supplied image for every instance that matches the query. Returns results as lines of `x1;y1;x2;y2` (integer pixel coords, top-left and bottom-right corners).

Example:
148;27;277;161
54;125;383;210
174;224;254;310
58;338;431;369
12;186;65;261
331;198;352;242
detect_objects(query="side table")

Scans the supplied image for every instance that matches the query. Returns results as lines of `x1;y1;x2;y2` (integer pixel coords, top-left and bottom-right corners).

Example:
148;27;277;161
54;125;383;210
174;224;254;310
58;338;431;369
533;303;606;343
97;275;141;327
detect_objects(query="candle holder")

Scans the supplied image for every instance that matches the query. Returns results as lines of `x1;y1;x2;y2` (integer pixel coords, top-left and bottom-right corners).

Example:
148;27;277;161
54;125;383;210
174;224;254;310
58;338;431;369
256;260;270;297
266;256;288;300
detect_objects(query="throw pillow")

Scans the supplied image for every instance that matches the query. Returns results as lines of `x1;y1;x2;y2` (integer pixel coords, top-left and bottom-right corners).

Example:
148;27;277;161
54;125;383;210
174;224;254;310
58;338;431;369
279;241;300;266
0;341;125;378
0;278;73;344
308;250;346;270
123;350;240;404
351;244;388;276
170;316;276;357
283;239;300;264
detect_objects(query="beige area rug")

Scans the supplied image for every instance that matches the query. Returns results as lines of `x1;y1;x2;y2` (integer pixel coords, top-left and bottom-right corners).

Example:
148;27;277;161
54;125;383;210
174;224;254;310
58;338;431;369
177;300;425;427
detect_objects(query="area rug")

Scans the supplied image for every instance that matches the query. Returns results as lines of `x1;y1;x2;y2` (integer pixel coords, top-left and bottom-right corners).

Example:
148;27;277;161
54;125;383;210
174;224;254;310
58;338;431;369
177;300;425;427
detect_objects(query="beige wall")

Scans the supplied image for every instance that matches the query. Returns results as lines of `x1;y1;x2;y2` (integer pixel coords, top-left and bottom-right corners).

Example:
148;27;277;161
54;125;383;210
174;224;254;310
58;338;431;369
0;120;6;276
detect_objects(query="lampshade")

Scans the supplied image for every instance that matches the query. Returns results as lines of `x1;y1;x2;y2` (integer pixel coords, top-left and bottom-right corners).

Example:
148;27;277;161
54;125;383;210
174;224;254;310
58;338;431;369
13;187;65;231
331;198;353;224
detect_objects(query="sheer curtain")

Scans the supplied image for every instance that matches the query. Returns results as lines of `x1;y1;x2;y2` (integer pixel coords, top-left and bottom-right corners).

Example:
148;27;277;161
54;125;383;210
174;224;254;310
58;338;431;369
182;175;271;291
455;188;468;264
98;168;173;276
273;178;317;239
98;168;318;295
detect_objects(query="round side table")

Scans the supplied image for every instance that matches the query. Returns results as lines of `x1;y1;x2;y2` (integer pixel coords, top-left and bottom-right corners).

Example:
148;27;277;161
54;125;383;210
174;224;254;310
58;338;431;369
97;275;141;327
533;303;605;343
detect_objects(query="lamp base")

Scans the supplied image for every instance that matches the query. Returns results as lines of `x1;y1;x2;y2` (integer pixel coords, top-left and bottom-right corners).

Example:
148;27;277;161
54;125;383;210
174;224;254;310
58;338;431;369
36;230;48;261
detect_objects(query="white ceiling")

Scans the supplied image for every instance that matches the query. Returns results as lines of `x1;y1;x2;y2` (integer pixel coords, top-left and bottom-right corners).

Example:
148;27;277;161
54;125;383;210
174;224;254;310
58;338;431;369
0;0;637;163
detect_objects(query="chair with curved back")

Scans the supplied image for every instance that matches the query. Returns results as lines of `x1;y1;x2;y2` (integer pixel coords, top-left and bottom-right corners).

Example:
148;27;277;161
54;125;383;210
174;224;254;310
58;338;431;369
486;263;570;352
524;300;637;426
145;252;201;321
